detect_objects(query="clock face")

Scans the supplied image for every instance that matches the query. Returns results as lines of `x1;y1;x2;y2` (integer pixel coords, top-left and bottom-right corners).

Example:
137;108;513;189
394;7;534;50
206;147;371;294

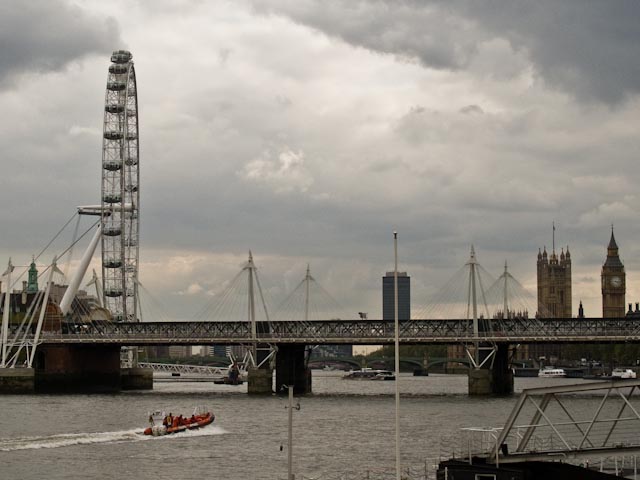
611;276;622;288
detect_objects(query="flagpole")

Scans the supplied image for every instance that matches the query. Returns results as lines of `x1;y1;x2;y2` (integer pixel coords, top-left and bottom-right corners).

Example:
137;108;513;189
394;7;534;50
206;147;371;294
394;231;401;480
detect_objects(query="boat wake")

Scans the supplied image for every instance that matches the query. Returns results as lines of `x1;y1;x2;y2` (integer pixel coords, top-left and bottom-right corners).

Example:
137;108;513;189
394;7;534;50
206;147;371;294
153;425;227;441
0;425;226;452
0;429;145;452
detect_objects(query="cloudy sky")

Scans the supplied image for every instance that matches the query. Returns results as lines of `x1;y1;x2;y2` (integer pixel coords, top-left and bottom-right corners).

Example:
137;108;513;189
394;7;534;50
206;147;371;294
2;0;640;321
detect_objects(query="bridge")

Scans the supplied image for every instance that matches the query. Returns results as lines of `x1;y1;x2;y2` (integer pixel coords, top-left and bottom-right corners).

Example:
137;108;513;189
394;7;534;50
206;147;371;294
3;315;635;396
22;317;640;345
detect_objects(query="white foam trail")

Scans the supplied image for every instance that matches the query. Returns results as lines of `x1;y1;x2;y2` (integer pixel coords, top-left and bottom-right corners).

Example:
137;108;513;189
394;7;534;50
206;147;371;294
0;425;226;451
0;429;145;451
154;425;227;440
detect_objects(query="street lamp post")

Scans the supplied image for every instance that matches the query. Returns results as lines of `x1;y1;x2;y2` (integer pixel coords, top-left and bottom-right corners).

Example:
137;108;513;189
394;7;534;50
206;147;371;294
286;384;300;480
394;231;401;480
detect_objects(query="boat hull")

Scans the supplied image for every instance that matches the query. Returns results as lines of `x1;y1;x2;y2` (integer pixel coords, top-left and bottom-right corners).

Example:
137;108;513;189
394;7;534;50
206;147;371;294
538;368;566;378
343;368;395;380
143;412;214;436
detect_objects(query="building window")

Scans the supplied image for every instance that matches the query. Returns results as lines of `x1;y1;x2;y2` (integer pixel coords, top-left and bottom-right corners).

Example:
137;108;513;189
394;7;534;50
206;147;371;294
475;475;497;480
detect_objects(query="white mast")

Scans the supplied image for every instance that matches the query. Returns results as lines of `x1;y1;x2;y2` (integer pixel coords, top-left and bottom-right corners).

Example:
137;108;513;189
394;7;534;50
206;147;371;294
287;385;294;480
247;251;257;360
86;269;103;308
503;261;509;319
304;264;310;322
469;246;479;364
28;257;58;367
393;231;401;480
1;259;14;367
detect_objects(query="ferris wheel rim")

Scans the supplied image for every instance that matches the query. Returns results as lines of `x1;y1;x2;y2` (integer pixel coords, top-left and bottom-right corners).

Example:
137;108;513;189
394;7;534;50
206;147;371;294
100;50;140;322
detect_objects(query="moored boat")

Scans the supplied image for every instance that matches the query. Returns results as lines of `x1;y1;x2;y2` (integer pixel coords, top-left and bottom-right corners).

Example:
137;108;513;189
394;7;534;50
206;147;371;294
585;368;637;380
611;368;637;379
143;407;214;436
538;367;566;378
343;368;395;381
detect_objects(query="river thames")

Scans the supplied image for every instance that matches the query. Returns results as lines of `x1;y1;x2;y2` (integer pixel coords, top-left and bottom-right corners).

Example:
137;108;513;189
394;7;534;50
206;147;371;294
0;372;618;479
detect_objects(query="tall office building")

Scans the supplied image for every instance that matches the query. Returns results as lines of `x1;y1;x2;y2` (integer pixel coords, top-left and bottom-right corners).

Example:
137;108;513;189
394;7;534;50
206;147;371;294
602;229;626;318
382;271;410;320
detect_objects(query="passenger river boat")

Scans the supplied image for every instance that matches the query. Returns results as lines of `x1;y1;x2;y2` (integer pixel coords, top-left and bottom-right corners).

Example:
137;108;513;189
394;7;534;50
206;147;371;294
612;368;637;379
587;368;639;380
538;367;567;378
343;368;395;381
143;407;214;436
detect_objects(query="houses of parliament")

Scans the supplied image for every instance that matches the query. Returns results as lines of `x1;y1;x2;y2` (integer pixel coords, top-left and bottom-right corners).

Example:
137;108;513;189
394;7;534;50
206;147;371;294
537;228;627;319
531;228;630;362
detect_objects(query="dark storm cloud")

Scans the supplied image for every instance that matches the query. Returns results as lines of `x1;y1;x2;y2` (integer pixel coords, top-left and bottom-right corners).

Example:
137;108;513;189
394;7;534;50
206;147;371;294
251;0;640;104
250;0;479;70
457;0;640;104
0;1;120;88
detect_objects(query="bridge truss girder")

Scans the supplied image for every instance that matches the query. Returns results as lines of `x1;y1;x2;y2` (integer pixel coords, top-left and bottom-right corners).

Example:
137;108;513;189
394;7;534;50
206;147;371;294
18;317;640;346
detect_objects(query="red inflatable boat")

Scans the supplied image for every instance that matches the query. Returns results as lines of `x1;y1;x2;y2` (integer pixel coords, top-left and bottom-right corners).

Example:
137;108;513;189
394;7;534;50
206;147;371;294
143;410;214;436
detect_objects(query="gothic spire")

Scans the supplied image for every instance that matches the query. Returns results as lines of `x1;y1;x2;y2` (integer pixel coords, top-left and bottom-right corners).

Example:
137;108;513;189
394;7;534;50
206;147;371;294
604;227;623;268
608;225;618;250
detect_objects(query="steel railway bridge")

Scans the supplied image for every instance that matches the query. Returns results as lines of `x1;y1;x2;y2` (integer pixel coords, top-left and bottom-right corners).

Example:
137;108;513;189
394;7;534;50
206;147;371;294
10;315;638;396
26;317;640;345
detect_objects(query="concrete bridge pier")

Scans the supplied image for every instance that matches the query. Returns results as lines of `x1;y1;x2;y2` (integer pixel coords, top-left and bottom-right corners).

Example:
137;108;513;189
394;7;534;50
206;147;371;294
248;344;274;394
34;345;121;392
275;344;311;395
32;345;152;393
468;343;513;396
121;366;153;390
0;368;35;393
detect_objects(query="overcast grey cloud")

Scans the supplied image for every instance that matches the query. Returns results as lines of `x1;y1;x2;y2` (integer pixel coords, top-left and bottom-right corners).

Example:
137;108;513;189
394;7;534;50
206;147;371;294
2;0;640;323
252;0;640;104
0;1;120;88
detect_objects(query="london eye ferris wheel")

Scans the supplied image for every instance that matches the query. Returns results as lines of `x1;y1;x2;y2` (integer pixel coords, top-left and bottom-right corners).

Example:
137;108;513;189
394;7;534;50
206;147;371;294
101;50;139;322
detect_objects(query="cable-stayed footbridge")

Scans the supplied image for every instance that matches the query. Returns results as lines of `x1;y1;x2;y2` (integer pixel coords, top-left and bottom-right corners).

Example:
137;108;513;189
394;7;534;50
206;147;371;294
3;223;640;396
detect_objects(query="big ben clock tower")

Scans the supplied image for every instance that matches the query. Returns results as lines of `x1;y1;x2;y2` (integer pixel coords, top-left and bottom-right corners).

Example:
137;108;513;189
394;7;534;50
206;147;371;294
602;228;625;318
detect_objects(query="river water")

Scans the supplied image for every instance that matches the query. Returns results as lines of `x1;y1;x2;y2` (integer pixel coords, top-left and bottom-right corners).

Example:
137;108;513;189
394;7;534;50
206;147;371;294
0;372;627;480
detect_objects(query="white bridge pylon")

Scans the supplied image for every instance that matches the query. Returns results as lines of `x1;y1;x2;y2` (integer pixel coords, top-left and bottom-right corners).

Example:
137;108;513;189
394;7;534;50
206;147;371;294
0;257;65;368
193;251;272;368
193;254;348;367
464;246;497;368
420;246;539;369
273;264;352;322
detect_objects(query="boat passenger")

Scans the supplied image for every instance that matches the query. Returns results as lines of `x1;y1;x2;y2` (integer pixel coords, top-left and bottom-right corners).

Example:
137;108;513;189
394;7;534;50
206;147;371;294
172;416;180;428
190;415;197;424
148;415;154;426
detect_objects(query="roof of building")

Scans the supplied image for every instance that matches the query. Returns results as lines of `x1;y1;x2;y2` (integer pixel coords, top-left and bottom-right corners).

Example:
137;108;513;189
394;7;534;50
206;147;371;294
604;229;623;268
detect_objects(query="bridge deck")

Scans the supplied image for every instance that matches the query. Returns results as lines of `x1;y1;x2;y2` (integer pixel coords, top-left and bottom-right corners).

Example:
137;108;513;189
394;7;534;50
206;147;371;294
15;317;640;345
